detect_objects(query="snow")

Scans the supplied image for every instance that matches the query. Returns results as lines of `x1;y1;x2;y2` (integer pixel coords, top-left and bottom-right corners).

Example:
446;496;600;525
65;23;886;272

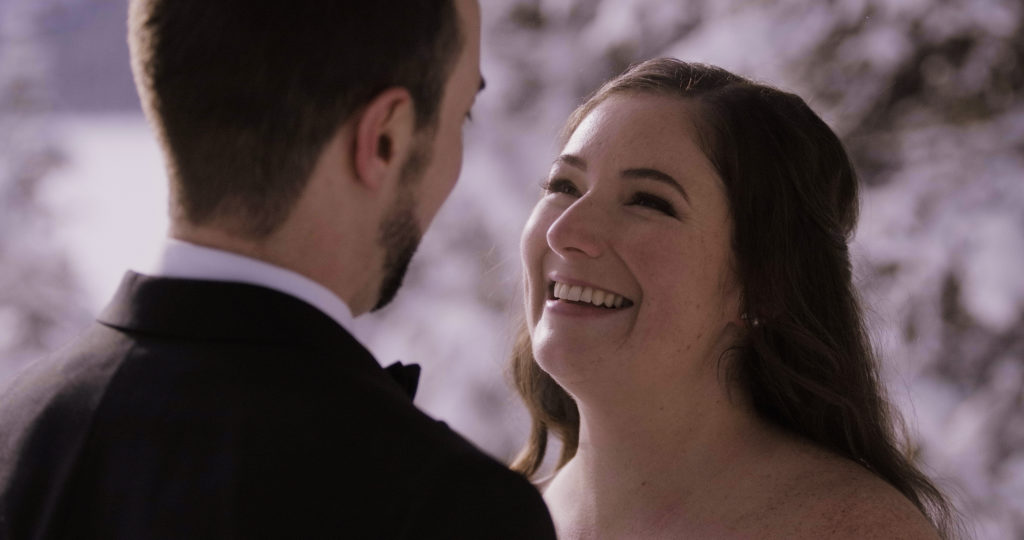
40;114;168;310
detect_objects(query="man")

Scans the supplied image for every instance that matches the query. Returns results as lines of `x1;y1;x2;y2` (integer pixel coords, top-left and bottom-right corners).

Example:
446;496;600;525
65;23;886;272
0;0;556;537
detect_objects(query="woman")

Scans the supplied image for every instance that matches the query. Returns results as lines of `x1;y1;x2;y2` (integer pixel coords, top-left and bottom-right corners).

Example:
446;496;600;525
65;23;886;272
512;59;961;538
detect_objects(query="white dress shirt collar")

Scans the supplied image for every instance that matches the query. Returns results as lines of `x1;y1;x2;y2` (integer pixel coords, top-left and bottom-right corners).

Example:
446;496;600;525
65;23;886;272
138;238;356;331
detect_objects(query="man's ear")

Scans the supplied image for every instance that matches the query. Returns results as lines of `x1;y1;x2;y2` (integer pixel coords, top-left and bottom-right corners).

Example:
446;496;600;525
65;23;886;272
353;87;416;191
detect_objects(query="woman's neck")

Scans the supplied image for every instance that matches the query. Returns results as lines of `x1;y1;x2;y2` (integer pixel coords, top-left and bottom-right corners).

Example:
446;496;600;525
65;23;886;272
543;375;784;539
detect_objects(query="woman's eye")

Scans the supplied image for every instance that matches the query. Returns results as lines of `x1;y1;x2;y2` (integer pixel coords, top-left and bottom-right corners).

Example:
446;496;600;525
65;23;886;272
629;192;677;218
541;178;581;197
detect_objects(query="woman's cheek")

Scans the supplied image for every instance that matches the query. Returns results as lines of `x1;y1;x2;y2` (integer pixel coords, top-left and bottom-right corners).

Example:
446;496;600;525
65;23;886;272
521;202;554;329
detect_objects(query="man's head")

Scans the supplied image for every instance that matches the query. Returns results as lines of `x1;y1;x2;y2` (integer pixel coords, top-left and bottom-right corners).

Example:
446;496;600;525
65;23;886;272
128;0;483;313
128;0;464;236
373;139;430;312
369;0;483;311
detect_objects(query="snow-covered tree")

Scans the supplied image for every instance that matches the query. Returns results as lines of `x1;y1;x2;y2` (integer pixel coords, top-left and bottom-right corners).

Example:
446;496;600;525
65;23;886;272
0;0;89;382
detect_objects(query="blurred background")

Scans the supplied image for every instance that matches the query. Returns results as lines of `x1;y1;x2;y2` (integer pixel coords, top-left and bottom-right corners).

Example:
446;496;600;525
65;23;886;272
1;0;1021;536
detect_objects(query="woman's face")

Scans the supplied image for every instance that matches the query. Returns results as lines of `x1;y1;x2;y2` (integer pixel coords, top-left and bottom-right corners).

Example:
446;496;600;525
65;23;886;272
521;93;743;395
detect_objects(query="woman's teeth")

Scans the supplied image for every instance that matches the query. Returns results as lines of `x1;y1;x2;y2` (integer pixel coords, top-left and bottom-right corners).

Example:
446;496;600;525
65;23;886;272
552;282;628;308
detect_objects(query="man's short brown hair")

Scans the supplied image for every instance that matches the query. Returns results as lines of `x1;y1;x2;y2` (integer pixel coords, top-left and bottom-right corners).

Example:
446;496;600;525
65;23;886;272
129;1;462;236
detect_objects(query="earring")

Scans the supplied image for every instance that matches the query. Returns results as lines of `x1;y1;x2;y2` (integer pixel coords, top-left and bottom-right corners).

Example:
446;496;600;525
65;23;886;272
741;313;762;327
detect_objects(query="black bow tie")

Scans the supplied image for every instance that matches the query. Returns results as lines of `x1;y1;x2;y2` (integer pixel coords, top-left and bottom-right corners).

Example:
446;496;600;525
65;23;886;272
384;361;421;400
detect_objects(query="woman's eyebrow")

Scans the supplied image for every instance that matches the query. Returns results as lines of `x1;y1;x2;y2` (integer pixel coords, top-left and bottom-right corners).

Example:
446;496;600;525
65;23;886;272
553;154;587;171
621;167;690;203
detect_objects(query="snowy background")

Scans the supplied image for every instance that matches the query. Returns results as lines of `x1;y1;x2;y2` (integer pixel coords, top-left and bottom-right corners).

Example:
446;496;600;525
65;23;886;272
2;0;1022;537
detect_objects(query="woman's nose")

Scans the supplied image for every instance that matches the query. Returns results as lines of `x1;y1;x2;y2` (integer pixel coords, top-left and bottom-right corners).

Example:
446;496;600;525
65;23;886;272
546;197;606;259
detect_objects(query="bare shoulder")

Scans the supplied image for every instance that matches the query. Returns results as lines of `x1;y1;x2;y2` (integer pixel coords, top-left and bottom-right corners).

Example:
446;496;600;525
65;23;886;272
772;443;940;539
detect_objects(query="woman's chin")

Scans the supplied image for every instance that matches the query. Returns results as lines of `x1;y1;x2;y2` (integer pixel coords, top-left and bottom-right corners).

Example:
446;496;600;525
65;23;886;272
532;339;611;389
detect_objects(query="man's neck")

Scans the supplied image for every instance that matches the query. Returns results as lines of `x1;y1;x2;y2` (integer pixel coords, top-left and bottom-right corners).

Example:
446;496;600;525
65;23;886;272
144;238;358;332
170;218;379;316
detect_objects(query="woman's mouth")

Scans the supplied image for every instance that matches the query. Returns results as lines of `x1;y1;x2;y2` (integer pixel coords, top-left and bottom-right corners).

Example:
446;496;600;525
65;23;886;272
548;280;635;309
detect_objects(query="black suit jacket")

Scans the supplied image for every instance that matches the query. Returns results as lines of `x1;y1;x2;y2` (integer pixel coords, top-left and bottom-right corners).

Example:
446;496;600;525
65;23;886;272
0;273;556;539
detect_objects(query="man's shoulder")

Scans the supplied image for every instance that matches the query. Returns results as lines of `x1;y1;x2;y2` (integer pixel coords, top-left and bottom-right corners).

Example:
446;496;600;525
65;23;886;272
0;322;131;438
0;279;555;537
0;322;135;533
223;354;556;537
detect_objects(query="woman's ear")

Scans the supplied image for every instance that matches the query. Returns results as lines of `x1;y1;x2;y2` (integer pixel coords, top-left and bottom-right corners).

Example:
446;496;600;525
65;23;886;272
352;87;416;191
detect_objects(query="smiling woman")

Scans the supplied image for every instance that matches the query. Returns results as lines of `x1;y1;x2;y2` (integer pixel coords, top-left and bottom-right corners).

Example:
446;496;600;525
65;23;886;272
523;92;739;397
510;58;963;539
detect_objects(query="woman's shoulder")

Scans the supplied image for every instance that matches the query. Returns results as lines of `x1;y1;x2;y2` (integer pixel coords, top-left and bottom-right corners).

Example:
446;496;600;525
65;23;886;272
758;439;940;539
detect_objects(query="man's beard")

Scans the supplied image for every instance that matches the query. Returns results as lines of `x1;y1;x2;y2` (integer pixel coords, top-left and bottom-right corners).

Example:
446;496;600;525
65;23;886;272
371;135;432;312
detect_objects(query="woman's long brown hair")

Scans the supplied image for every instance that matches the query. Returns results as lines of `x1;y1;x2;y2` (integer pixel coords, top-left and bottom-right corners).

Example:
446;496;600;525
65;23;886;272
510;58;963;538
